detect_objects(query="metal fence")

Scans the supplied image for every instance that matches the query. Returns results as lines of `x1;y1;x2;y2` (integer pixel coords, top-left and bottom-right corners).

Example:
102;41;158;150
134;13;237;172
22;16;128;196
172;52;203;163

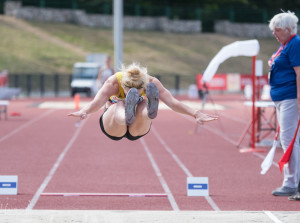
8;0;300;21
8;74;72;97
3;0;300;31
8;74;196;98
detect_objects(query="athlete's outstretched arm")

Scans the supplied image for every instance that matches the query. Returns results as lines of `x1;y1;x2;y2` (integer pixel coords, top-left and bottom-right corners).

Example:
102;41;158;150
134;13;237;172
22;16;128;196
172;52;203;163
150;77;218;124
67;75;119;119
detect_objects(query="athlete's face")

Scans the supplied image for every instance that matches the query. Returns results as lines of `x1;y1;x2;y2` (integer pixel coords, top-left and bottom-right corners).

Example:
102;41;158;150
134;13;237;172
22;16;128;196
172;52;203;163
273;27;291;44
122;84;144;96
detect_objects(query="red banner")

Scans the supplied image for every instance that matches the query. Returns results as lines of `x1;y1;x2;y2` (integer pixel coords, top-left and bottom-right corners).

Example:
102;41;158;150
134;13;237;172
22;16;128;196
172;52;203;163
240;75;268;90
196;74;227;90
196;73;268;91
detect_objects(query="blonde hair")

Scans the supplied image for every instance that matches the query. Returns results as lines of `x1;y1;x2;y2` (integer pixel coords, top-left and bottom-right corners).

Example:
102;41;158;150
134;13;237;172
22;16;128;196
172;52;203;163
121;62;148;89
269;10;298;34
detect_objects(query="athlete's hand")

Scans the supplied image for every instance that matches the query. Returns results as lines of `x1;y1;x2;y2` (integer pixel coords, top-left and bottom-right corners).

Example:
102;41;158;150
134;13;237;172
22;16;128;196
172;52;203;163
194;110;218;125
67;110;87;120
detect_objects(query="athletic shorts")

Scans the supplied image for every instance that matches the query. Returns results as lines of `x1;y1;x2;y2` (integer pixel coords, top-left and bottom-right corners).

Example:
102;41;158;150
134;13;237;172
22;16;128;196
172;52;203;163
99;111;151;141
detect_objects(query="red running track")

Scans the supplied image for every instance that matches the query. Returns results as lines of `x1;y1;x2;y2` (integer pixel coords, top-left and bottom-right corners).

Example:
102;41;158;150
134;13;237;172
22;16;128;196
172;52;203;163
0;95;299;211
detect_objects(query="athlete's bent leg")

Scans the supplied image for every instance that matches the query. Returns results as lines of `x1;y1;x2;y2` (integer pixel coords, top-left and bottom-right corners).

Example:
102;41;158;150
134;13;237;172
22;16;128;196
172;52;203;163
128;100;152;137
102;102;127;137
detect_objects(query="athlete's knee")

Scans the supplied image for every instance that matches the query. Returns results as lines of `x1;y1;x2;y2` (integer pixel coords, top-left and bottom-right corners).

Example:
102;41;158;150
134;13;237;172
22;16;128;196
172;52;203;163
110;102;126;125
114;113;126;125
135;100;148;118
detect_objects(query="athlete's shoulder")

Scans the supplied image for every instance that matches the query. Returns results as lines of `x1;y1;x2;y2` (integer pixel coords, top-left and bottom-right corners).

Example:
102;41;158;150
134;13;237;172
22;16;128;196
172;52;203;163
114;72;122;80
148;75;162;86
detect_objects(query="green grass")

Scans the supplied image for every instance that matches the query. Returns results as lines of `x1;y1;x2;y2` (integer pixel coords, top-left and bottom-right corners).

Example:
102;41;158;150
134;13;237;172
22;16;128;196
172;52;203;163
0;20;83;75
1;18;278;79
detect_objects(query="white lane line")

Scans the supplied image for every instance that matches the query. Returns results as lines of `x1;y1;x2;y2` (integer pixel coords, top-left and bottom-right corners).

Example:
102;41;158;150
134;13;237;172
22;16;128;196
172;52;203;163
41;192;167;197
204;124;238;145
181;114;237;145
220;112;248;124
181;114;279;170
0;109;54;143
152;127;192;177
140;138;179;211
180;113;283;212
26;118;88;210
264;211;283;223
151;126;220;211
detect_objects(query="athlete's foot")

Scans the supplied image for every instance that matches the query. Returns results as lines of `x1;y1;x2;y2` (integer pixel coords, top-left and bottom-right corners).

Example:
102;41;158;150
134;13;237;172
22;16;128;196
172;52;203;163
146;83;159;119
125;88;139;125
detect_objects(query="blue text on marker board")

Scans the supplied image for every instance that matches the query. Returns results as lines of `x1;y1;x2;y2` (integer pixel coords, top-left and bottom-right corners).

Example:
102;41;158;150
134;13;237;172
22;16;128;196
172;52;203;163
0;182;17;188
188;184;208;190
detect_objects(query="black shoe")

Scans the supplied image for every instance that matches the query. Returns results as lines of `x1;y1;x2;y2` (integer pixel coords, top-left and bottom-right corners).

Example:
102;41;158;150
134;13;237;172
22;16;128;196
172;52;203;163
288;191;300;201
272;186;297;196
125;88;139;125
146;83;159;119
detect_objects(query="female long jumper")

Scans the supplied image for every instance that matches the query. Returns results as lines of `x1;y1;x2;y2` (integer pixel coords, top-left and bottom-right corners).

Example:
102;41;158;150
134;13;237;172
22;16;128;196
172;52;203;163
68;63;218;141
